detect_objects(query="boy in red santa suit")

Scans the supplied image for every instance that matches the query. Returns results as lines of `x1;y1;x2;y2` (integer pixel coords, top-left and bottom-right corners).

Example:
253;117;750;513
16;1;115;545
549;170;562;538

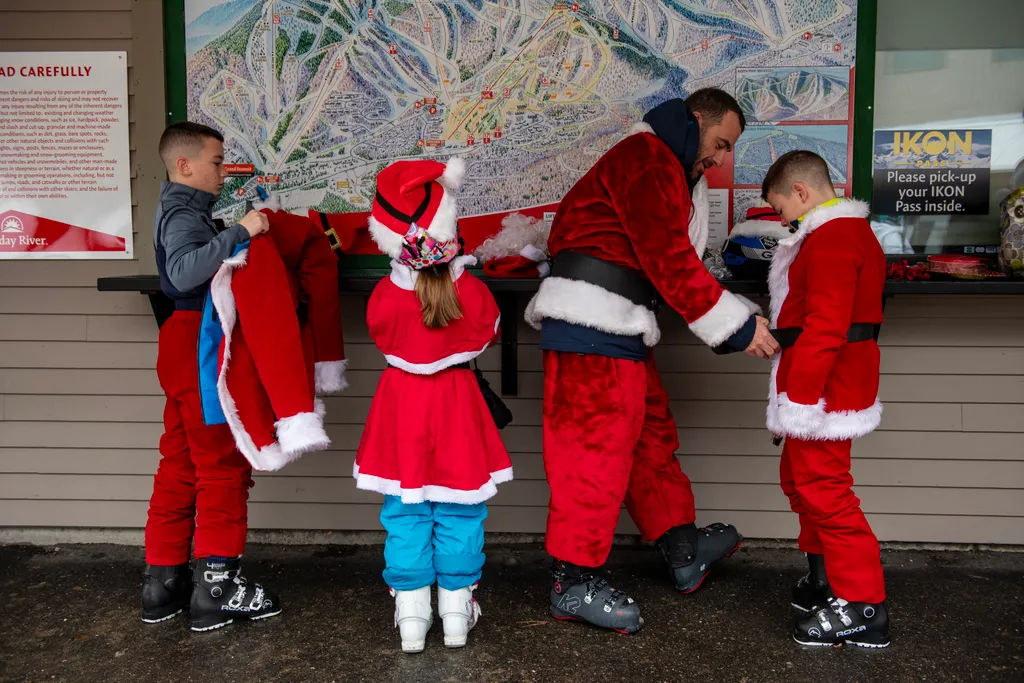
142;122;281;629
525;89;780;634
761;150;889;648
354;158;513;653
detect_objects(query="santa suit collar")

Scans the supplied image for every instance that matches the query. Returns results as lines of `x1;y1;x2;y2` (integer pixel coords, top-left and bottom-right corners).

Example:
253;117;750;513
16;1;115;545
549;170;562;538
388;254;478;290
768;199;870;326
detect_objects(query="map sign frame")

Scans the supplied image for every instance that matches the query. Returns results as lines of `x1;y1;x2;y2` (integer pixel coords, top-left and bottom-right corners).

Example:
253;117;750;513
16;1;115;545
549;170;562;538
171;0;873;259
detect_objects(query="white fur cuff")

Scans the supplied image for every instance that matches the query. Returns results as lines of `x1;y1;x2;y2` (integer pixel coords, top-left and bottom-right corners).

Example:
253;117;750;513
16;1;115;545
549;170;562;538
275;411;331;457
774;394;827;440
688;290;756;347
315;360;348;394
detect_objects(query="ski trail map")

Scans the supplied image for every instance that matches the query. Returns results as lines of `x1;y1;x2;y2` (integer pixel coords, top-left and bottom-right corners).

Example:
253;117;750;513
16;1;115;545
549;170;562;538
185;0;858;250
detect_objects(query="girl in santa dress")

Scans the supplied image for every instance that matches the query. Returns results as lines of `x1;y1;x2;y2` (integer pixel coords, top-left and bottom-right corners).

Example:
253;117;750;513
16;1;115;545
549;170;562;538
354;158;513;653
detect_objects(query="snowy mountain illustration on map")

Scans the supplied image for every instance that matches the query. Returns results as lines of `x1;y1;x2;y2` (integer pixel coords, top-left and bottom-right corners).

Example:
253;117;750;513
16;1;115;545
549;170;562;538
733;125;848;185
184;0;858;221
735;66;849;122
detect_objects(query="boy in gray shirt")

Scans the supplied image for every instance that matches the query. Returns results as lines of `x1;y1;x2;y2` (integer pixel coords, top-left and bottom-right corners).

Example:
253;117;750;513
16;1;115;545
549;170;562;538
141;122;281;632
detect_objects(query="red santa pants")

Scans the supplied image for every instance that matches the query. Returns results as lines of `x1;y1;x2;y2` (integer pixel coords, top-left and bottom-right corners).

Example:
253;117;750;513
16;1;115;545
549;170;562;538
542;351;696;567
780;437;886;603
144;311;254;565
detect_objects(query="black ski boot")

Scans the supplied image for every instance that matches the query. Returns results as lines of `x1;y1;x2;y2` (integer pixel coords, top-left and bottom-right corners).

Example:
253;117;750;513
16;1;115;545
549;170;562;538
550;559;643;634
655;522;742;593
794;596;890;649
141;562;192;624
792;553;830;612
189;557;281;632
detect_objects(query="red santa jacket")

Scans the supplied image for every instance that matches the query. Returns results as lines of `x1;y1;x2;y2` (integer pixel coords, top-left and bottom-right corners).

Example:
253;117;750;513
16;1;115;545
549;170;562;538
766;200;885;441
525;123;757;347
368;256;500;372
209;210;346;471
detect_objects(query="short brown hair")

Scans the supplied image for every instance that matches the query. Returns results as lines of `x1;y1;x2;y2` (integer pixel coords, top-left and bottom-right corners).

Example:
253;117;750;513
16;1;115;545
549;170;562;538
158;121;224;170
761;150;833;200
685;88;746;133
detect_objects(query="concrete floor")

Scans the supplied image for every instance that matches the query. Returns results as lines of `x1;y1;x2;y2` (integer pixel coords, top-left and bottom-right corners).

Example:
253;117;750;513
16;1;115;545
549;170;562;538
1;543;1021;683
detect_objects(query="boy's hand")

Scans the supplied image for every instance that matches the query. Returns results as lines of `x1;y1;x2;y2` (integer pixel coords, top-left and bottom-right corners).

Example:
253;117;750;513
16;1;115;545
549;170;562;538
239;210;270;237
745;316;780;359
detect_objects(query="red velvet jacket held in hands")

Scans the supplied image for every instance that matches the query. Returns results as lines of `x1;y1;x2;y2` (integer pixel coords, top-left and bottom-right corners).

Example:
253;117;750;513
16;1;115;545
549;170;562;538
767;200;885;441
525;123;758;347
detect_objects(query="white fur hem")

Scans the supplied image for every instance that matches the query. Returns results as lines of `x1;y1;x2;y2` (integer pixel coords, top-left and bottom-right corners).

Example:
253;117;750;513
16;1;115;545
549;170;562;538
629;121;655;136
275;411;331;457
688;290;755;347
353;463;512;504
315;360;348;394
524;276;661;346
368;215;406;258
385;315;500;374
767;369;883;441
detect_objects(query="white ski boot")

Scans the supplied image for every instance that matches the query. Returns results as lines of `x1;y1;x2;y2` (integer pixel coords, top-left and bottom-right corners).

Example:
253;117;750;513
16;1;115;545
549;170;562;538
437;584;481;648
391;586;433;653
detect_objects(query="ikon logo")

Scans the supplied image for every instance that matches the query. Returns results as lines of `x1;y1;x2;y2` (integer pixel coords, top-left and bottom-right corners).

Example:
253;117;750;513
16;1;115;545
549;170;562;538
2;215;24;233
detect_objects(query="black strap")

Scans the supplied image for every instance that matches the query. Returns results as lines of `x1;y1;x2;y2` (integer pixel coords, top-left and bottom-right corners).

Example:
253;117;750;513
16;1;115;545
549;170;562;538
771;323;880;349
550;251;660;310
316;211;341;251
374;182;432;225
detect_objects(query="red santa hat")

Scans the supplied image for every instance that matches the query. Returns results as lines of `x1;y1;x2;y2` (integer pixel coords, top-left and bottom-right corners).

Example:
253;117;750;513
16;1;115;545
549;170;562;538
475;213;551;279
368;158;465;258
730;204;794;239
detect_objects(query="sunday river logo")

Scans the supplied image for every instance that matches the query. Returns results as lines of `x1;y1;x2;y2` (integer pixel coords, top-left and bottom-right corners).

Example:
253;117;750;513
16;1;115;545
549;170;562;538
2;214;24;233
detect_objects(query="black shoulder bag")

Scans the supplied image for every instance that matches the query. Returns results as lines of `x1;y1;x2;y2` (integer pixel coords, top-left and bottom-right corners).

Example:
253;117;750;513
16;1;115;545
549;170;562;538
471;359;513;429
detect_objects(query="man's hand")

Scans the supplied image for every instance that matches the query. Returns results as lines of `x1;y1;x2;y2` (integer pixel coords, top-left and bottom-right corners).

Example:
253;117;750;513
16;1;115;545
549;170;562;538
239;210;270;238
745;316;780;359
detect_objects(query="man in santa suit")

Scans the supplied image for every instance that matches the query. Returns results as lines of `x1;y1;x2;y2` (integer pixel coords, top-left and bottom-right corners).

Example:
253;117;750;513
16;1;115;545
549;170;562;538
761;150;889;648
525;89;780;633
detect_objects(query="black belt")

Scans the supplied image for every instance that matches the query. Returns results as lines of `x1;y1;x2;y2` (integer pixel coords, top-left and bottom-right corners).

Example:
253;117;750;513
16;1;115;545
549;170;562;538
771;323;880;349
174;299;203;311
550;251;660;311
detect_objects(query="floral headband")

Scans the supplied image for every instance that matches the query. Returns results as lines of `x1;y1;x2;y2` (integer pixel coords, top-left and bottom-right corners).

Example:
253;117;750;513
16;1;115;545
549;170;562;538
398;224;460;270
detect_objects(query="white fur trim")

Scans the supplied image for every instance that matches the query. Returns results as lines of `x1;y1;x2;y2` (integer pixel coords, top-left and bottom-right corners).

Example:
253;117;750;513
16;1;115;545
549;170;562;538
353;462;512;504
314;397;325;418
438;157;465;190
425;188;457;242
473;212;550;263
730;219;792;240
388;255;477;290
767;362;883;440
773;394;827;439
368;215;406;258
524;276;661;346
209;248;294;472
521;244;546;262
689;176;710;258
275;410;331;457
384;315;500;374
629;121;655;136
315;360;348;394
687;290;755;347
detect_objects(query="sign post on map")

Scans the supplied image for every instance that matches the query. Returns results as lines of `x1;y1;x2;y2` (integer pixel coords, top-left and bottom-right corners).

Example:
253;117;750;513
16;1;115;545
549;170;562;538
872;129;991;215
0;51;132;259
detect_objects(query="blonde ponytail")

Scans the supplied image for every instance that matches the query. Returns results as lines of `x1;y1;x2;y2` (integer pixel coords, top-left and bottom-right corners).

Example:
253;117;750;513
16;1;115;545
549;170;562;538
414;264;463;329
